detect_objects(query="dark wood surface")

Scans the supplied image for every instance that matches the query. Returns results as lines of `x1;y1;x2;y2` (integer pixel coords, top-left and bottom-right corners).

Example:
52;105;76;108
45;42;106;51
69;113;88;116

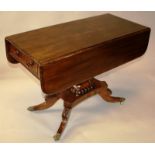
5;13;151;94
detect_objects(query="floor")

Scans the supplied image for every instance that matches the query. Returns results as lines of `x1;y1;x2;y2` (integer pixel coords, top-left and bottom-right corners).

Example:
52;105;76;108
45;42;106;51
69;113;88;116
0;11;155;142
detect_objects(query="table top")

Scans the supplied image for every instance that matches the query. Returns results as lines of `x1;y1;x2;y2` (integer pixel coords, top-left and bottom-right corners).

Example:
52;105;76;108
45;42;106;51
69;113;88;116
5;13;147;65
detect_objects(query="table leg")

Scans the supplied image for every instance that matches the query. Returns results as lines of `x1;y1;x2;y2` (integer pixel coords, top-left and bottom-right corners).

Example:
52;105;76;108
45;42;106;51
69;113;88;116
27;94;59;111
53;102;72;141
98;81;125;103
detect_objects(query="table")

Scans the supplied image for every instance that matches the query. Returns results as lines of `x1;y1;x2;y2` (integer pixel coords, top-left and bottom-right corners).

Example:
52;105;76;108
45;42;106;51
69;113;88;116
5;13;150;140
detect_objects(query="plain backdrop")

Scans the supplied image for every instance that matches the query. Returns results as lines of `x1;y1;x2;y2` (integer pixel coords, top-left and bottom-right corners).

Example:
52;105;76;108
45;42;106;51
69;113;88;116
0;11;155;142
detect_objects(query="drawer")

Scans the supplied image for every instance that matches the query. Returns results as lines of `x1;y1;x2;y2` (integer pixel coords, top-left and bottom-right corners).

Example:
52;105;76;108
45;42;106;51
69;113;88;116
8;44;39;78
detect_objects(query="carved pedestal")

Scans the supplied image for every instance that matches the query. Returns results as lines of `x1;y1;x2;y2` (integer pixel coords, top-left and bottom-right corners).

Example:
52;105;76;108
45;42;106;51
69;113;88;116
28;78;125;141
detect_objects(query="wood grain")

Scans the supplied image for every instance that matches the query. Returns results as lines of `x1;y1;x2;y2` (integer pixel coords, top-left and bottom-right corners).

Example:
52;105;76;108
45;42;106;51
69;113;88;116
40;29;150;94
5;13;151;94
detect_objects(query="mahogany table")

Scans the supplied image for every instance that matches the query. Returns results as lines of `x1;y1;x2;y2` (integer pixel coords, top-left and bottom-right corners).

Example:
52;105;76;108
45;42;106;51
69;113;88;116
5;14;150;140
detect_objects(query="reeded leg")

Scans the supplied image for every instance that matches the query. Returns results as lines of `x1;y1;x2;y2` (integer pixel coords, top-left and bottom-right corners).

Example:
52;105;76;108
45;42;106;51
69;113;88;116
53;102;72;141
98;81;125;103
27;94;59;111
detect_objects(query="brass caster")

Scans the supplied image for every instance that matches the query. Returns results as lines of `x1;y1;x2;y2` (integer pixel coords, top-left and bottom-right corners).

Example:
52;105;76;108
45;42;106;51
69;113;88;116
120;99;125;105
53;133;61;141
27;106;35;111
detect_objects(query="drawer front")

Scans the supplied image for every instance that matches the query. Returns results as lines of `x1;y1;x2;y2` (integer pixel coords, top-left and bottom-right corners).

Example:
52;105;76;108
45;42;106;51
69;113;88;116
9;44;39;78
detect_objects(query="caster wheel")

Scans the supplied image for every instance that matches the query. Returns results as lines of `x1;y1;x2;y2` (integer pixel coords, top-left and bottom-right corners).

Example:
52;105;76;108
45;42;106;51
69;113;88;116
53;133;61;141
120;98;125;105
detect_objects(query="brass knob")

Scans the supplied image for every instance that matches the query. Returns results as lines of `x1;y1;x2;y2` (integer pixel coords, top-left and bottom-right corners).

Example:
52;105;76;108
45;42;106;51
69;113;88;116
26;60;34;67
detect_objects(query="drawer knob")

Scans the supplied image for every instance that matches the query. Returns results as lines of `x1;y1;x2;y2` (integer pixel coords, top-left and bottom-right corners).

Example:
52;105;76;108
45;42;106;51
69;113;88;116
27;60;34;67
